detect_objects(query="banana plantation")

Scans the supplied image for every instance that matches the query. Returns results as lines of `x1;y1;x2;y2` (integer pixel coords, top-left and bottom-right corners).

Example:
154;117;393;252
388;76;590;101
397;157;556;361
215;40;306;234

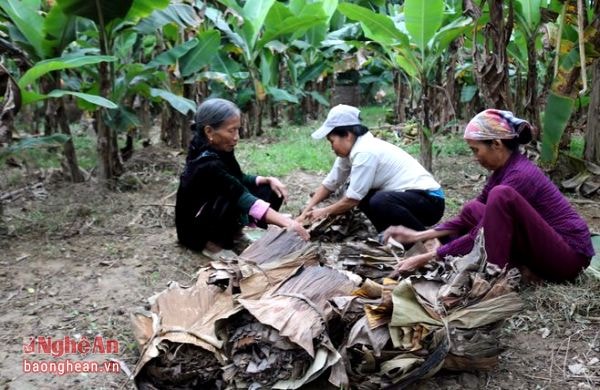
1;0;599;176
1;0;600;389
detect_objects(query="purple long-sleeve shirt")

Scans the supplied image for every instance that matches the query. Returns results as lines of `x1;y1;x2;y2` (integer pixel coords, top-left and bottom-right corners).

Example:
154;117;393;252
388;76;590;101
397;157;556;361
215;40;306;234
436;152;595;259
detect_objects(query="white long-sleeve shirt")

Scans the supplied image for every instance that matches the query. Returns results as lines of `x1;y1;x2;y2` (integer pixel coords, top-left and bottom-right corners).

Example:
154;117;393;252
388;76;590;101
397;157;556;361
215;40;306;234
322;132;440;200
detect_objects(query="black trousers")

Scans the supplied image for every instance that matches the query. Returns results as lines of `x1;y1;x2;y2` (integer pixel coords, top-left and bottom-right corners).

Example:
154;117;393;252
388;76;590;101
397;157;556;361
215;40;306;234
198;183;283;249
358;189;445;232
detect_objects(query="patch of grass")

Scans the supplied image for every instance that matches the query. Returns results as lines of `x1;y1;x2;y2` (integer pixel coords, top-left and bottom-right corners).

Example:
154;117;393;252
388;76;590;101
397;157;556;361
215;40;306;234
401;142;420;157
569;133;584;158
9;208;63;236
236;125;334;176
72;135;97;170
443;198;463;217
508;275;600;334
1;131;147;172
434;134;471;157
359;105;389;127
7;134;98;171
236;109;471;177
7;202;98;238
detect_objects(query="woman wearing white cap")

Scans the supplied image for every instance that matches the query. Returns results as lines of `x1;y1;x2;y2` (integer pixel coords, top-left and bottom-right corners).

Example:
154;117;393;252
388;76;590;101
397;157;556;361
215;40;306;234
298;104;445;234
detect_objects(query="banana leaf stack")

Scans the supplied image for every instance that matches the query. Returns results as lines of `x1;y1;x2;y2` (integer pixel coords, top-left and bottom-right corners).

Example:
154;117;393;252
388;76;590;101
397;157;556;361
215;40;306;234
337;232;523;388
131;229;523;389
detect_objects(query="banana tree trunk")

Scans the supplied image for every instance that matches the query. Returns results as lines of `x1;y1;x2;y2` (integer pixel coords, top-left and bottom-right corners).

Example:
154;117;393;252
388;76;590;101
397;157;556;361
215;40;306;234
473;0;514;110
45;72;84;182
0;63;19;145
181;83;196;150
525;35;540;132
420;77;433;172
393;70;406;124
96;60;123;185
42;79;57;137
161;104;182;148
137;97;151;140
269;100;279;128
584;59;600;164
57;99;85;182
247;100;263;137
445;41;459;132
269;63;286;127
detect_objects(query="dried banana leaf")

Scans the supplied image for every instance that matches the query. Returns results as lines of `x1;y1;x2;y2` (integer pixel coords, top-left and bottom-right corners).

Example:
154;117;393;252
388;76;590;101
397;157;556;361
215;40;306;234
220;318;313;389
238;245;321;300
585;235;600;280
308;210;377;242
131;269;238;388
239;226;310;265
136;341;223;390
338;241;399;281
224;266;358;388
346;316;390;357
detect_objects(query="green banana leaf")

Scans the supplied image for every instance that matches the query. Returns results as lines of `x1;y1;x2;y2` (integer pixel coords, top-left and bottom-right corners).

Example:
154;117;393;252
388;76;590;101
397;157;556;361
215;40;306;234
586;235;600;280
404;0;443;55
148;40;199;67
541;92;574;165
240;0;276;50
150;88;196;115
266;87;299;103
0;134;69;160
57;0;168;24
515;0;542;36
21;89;118;109
18;55;116;88
0;0;46;58
180;30;221;77
337;3;409;46
135;3;200;34
43;6;77;55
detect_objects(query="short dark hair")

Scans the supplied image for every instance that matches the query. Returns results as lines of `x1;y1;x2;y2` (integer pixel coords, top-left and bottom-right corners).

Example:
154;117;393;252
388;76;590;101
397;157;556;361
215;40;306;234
329;124;369;138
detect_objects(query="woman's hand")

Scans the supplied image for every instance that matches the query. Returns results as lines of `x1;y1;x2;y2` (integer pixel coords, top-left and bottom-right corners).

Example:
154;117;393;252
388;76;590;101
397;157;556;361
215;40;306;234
303;207;329;223
265;177;288;201
296;208;311;224
286;219;310;240
389;251;436;278
382;225;420;245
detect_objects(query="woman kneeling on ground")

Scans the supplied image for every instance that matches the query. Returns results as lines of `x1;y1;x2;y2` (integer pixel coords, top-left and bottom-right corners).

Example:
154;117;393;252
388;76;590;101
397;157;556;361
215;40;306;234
175;98;309;255
383;109;594;283
298;104;445;234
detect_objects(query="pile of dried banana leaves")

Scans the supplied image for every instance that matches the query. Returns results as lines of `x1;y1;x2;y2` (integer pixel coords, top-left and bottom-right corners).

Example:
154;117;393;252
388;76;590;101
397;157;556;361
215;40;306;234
131;227;523;389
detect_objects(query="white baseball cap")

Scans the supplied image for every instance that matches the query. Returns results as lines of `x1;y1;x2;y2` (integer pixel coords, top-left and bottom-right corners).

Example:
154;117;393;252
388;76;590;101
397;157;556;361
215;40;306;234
311;104;361;139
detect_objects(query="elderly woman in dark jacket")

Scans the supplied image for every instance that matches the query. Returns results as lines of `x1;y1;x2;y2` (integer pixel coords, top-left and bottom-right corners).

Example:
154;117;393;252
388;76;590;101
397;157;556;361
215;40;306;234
175;98;309;254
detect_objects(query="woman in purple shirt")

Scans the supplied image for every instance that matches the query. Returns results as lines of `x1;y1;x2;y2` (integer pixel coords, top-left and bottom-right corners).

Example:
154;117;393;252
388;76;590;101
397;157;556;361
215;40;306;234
383;109;594;282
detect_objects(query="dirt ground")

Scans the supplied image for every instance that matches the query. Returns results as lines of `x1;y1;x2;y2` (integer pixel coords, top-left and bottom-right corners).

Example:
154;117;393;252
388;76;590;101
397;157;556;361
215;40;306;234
1;145;599;390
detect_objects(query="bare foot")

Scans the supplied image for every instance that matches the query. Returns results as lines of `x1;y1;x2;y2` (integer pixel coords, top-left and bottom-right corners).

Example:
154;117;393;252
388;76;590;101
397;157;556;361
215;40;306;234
423;238;441;252
203;241;222;254
519;266;544;285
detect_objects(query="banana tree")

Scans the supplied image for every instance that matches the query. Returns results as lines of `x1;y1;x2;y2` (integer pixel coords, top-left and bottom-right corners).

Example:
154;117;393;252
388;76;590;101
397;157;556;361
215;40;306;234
205;0;328;136
259;0;337;125
470;0;515;111
338;0;472;171
136;1;207;148
540;0;600;166
55;0;169;185
513;0;547;131
584;58;600;164
0;63;20;146
0;0;89;181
